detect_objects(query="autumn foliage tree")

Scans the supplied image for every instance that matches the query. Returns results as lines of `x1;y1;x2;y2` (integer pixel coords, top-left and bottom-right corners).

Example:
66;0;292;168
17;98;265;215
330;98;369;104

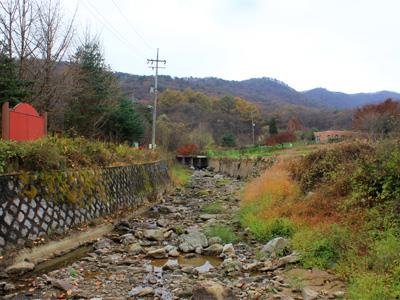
352;99;400;138
157;89;261;148
287;116;304;132
176;144;198;155
266;131;296;147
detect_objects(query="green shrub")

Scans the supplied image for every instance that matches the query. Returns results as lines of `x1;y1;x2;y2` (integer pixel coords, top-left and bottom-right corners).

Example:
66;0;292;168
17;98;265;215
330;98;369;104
289;141;373;192
351;140;400;210
292;225;348;269
368;230;400;273
202;201;223;214
204;224;238;244
348;273;393;300
0;141;18;173
242;215;295;242
222;132;235;147
0;136;161;174
238;196;296;242
19;140;66;171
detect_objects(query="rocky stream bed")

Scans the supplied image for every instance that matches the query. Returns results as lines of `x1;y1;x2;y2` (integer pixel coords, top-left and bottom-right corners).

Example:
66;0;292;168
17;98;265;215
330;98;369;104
0;170;346;299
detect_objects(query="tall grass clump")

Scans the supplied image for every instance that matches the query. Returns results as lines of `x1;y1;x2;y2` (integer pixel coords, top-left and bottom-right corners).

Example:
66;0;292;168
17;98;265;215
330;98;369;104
204;224;238;244
202;201;223;214
239;160;298;241
170;163;191;186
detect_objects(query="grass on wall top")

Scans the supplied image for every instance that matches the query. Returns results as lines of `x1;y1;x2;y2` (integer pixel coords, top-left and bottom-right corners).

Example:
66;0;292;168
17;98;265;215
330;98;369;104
0;136;162;174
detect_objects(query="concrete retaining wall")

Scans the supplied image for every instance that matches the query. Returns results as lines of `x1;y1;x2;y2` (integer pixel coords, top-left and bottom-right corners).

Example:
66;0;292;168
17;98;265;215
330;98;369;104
0;161;169;253
208;157;274;179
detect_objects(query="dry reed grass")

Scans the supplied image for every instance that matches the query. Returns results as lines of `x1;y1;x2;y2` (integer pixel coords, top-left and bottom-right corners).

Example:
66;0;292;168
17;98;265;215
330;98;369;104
241;157;346;227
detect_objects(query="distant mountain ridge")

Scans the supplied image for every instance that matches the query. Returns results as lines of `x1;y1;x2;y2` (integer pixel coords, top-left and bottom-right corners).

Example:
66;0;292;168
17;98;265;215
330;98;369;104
115;72;400;110
302;88;400;109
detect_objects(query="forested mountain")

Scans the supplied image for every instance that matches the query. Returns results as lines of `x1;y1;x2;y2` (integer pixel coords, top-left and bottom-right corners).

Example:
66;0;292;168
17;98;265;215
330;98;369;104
302;88;400;109
116;73;352;131
116;73;319;109
115;72;400;110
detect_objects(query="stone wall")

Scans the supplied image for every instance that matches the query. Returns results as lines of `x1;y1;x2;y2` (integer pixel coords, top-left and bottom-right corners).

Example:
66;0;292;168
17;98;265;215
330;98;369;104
0;161;169;253
208;157;274;179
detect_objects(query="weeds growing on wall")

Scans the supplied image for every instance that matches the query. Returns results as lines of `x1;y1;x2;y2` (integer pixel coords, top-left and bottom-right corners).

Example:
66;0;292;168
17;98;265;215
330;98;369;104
239;140;400;298
18;169;107;206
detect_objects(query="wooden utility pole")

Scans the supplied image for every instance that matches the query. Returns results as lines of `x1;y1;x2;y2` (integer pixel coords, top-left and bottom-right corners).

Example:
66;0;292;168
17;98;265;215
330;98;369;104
147;48;166;149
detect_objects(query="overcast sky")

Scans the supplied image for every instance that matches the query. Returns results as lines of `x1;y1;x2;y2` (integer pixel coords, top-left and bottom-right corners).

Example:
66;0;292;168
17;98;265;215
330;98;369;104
62;0;400;93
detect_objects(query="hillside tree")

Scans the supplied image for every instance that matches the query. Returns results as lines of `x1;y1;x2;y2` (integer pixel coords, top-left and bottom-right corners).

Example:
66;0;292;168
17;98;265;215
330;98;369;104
352;99;400;139
268;118;278;135
65;37;119;137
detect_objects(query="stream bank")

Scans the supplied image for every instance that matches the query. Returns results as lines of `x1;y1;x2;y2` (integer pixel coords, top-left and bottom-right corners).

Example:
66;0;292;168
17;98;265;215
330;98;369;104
1;169;346;299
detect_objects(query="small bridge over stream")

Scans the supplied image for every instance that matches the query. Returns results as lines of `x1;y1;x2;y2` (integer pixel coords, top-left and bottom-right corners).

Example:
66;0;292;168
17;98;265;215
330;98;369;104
176;155;208;169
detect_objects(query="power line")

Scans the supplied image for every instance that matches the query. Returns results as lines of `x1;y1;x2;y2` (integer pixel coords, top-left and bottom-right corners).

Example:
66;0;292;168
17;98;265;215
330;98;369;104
147;48;166;149
80;0;143;62
111;0;153;51
81;0;147;60
84;0;147;58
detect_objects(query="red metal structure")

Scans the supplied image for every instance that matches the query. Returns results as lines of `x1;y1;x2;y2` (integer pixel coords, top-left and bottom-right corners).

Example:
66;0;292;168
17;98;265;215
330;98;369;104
2;102;47;141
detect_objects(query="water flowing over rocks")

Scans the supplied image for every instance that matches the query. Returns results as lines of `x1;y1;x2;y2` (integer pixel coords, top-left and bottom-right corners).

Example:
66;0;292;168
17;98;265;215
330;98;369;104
0;169;346;299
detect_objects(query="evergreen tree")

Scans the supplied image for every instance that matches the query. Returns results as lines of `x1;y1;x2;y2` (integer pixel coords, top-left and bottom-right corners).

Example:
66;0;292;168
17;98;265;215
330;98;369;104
0;46;31;106
65;39;119;137
268;118;278;135
107;98;144;143
222;132;235;147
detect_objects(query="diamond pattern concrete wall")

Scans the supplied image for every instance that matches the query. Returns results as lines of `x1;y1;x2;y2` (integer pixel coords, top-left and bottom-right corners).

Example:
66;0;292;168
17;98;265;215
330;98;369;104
0;161;169;252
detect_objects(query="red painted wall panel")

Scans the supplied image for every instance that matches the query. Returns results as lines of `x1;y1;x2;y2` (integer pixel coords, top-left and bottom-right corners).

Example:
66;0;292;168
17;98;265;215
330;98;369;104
8;103;45;141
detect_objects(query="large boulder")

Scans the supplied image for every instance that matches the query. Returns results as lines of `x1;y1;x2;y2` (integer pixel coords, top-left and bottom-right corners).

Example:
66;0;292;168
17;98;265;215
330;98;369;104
128;243;143;255
192;281;236;300
222;243;235;257
200;214;218;221
276;252;301;267
143;229;164;241
94;238;113;250
178;231;208;252
128;286;154;297
203;244;223;256
147;247;166;259
261;237;289;257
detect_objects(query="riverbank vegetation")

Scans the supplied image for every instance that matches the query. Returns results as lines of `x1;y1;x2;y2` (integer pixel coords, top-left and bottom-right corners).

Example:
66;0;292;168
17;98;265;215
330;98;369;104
169;163;191;186
239;139;400;299
0;137;161;174
207;142;317;159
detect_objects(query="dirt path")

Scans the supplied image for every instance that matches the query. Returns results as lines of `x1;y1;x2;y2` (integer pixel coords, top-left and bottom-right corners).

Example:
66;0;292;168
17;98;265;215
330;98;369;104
1;170;346;299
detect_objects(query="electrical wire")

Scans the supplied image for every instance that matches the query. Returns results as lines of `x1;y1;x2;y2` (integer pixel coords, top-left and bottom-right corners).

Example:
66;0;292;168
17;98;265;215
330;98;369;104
111;0;154;52
81;0;147;61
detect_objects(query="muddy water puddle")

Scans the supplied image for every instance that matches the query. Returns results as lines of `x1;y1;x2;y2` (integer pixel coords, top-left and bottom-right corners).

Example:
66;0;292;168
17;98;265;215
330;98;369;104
151;255;222;273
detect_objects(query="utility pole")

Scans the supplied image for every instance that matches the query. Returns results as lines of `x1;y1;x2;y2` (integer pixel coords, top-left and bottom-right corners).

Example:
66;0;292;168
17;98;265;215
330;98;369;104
251;111;256;146
147;48;166;149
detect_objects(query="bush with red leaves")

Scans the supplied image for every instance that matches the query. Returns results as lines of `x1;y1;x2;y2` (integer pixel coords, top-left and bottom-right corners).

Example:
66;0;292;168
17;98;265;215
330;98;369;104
177;144;199;155
266;131;296;146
